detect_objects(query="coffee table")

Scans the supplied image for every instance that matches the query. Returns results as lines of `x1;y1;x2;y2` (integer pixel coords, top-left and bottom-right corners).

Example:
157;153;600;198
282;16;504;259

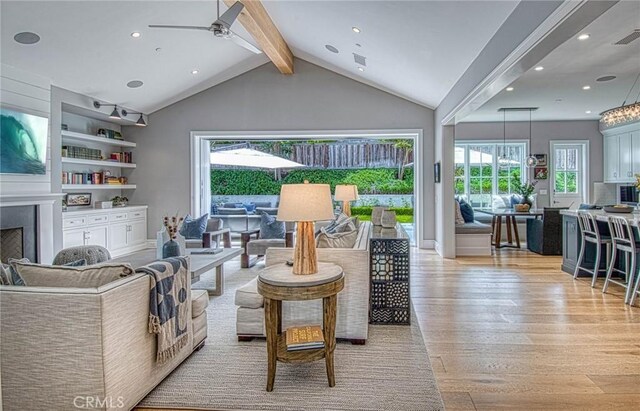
113;247;242;296
476;208;543;249
257;262;344;392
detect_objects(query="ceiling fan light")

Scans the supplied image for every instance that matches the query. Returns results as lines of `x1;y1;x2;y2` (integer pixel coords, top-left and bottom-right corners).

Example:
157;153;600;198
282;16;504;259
135;114;147;127
109;107;121;120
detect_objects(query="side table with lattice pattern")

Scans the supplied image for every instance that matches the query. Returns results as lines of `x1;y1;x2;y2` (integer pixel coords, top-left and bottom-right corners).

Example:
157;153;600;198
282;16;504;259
369;224;411;325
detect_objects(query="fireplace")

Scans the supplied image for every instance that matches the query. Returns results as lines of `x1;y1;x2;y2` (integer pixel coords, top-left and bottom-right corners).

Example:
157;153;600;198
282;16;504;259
0;205;38;263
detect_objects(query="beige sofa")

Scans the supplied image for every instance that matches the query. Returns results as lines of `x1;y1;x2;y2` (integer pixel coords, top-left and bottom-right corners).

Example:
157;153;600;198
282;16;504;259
235;221;371;343
0;267;208;411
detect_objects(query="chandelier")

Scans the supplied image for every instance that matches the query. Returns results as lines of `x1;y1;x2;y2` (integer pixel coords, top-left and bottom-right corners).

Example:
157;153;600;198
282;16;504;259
600;102;640;129
601;72;640;130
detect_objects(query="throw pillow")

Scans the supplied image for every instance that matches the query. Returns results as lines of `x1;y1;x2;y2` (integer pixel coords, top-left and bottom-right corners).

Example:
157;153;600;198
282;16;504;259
0;263;24;286
62;259;87;267
5;258;28;286
510;194;523;208
454;201;465;225
211;203;219;215
243;203;256;214
458;200;474;223
316;228;359;248
334;217;357;233
259;212;285;239
179;213;209;239
323;213;349;234
13;261;134;288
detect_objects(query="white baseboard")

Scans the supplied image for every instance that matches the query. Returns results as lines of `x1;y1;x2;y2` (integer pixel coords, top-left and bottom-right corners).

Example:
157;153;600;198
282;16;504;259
420;240;436;249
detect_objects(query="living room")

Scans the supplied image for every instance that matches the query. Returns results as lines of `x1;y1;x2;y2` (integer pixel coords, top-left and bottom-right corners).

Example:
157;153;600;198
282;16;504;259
1;1;639;410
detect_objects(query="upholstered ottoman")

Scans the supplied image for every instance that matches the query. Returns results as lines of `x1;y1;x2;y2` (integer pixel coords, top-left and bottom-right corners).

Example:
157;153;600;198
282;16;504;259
191;289;209;349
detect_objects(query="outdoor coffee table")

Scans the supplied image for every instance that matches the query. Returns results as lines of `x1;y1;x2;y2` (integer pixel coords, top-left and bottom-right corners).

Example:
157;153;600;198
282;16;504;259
257;262;344;392
476;208;543;249
113;247;242;296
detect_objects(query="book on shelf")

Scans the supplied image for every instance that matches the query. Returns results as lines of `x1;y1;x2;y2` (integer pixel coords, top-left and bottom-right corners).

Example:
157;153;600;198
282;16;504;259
62;145;102;161
285;325;324;351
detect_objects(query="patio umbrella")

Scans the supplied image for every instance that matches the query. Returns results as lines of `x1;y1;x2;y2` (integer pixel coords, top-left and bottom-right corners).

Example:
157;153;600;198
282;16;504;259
210;148;304;169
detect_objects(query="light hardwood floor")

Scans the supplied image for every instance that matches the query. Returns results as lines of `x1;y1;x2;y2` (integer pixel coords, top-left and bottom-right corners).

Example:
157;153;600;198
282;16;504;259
412;248;640;410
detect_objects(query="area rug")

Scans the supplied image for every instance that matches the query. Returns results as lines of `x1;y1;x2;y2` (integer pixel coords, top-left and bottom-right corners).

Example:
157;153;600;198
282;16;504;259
138;260;444;411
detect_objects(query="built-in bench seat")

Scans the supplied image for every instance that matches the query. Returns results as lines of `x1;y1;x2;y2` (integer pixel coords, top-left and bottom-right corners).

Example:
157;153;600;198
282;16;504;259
455;221;492;256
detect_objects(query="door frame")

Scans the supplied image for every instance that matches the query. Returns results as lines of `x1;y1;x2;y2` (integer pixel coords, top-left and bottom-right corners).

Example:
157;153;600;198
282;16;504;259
549;140;590;207
190;129;424;247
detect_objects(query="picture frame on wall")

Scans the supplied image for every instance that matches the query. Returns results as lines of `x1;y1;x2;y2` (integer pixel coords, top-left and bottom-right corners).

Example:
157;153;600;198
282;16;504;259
534;154;547;166
534;167;548;180
65;193;92;207
434;162;441;183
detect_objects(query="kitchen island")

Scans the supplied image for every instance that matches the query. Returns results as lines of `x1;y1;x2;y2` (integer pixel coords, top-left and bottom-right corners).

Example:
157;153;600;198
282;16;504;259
560;209;639;274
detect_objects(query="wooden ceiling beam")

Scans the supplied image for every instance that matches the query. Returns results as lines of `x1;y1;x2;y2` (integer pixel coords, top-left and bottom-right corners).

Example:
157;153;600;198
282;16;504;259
225;0;294;74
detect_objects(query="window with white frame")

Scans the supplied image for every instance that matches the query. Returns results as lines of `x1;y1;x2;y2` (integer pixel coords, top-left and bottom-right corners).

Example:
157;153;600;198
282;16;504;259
455;141;527;208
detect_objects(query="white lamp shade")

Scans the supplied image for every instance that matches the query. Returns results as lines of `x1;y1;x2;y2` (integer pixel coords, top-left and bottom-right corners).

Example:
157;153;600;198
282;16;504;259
277;183;335;222
334;184;359;201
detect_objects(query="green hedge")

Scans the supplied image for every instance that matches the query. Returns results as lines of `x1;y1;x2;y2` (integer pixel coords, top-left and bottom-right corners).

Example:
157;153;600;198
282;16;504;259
211;168;413;195
350;206;414;216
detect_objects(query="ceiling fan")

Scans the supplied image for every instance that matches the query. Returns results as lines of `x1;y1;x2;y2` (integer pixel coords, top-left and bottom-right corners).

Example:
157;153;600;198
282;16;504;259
148;0;261;54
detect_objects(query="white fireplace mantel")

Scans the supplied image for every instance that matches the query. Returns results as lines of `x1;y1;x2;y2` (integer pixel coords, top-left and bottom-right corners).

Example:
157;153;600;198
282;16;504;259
0;192;64;264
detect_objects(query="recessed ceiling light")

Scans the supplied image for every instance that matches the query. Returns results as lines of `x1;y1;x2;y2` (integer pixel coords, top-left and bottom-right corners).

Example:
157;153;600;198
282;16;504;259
357;67;364;72
155;47;162;52
325;44;339;53
131;32;141;38
597;75;617;82
582;85;591;90
534;66;544;71
14;32;40;45
126;80;144;89
578;33;590;41
191;70;199;75
506;87;514;91
585;110;592;114
352;27;361;33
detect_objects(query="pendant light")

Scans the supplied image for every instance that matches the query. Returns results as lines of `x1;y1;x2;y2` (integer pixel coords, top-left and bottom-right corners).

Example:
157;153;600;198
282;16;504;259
600;71;640;130
499;109;508;168
109;106;121;120
525;108;538;167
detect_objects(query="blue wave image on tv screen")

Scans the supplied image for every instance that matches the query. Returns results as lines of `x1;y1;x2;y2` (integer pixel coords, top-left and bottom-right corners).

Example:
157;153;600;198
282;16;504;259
1;108;48;175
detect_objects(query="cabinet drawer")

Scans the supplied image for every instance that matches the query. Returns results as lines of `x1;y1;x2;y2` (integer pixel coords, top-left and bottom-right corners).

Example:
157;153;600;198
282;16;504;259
63;217;86;228
129;210;146;220
111;212;128;222
87;214;109;225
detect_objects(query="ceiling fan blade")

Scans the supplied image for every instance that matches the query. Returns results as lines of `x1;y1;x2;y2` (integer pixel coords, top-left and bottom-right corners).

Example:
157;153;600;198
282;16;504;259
216;1;244;28
148;25;211;31
228;32;262;54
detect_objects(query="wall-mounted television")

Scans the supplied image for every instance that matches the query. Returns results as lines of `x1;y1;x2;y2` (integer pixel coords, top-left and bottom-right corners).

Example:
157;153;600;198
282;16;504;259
0;107;48;175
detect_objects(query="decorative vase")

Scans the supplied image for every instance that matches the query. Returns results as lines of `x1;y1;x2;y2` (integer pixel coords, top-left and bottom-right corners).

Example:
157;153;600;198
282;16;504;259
162;239;180;259
381;210;397;228
514;204;530;212
521;196;533;207
371;207;389;226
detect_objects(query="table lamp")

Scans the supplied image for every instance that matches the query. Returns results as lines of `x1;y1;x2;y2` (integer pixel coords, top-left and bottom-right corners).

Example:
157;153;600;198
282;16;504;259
334;184;359;216
277;181;335;275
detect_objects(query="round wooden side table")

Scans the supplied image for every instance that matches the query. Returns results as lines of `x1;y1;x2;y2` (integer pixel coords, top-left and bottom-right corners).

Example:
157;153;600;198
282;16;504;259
257;262;344;392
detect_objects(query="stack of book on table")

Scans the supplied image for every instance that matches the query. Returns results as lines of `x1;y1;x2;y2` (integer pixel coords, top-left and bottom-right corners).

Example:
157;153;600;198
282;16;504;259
285;325;324;351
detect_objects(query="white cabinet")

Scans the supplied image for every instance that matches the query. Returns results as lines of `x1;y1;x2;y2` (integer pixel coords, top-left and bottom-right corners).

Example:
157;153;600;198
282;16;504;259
604;135;620;182
62;206;147;257
603;124;640;183
632;131;640;176
619;133;633;180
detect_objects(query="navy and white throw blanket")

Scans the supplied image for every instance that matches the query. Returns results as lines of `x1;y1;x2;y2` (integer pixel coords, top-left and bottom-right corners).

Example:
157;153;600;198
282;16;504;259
136;256;191;363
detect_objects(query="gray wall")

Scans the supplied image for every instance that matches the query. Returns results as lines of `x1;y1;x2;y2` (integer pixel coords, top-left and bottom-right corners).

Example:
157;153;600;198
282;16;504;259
455;120;603;207
124;59;435;240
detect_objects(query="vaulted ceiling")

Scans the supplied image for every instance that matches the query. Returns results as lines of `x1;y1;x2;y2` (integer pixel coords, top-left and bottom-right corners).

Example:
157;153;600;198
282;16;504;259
0;0;518;114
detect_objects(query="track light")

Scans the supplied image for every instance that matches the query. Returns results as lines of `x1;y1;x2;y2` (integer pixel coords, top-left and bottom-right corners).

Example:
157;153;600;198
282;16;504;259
93;101;146;126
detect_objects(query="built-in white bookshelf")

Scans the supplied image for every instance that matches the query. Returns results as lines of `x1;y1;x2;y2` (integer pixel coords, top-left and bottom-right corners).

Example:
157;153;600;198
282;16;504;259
61;157;136;168
61;130;137;148
62;184;137;190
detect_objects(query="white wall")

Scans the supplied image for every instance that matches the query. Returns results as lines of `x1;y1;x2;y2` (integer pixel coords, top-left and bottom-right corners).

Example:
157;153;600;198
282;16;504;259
125;59;435;241
455;120;603;206
0;64;51;194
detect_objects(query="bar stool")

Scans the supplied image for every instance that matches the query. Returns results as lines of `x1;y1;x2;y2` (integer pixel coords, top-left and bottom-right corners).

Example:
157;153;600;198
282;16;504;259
603;216;638;304
574;212;611;287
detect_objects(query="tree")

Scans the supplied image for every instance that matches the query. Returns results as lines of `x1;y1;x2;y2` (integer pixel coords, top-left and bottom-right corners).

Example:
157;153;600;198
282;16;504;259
394;140;413;180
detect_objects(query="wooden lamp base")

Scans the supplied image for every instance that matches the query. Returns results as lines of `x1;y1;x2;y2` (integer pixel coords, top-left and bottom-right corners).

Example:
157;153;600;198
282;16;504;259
293;221;318;275
342;201;351;216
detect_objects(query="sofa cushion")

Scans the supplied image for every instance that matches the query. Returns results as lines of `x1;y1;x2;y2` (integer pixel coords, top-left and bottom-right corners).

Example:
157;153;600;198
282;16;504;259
256;207;278;216
454;201;465;225
218;208;248;215
317;228;358;248
259;212;285;239
13;261;134;288
179;213;209;239
243;203;257;213
458;200;474;223
235;277;264;309
191;289;209;318
247;238;285;255
455;222;493;234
